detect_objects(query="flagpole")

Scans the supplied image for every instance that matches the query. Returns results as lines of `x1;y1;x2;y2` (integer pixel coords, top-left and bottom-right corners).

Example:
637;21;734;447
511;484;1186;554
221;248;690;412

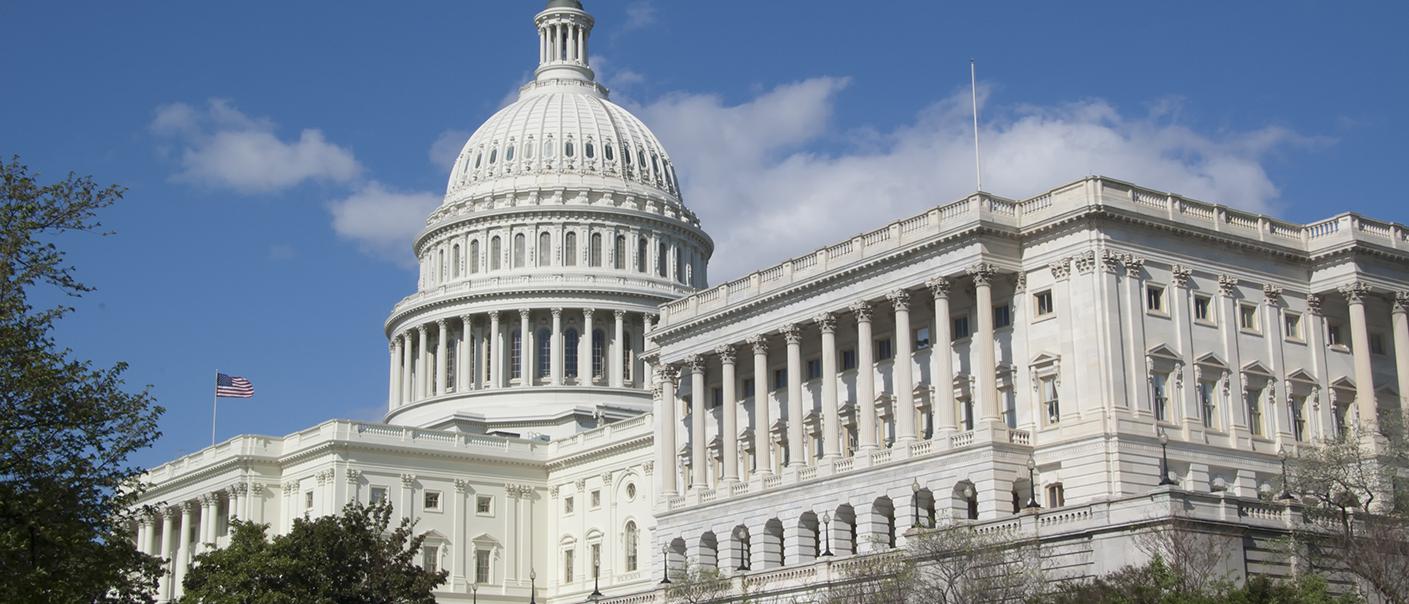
211;369;219;446
970;58;983;192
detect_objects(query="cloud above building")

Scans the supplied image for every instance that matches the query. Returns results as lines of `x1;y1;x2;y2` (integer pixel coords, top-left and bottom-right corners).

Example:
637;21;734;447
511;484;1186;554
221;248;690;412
151;99;362;194
327;182;440;265
635;77;1315;282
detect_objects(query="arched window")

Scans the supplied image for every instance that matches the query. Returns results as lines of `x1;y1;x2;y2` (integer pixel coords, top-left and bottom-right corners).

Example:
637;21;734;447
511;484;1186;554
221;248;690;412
657;242;668;277
677;248;687;284
565;329;580;378
489;147;497;164
623;336;634;382
564;232;577;266
490;237;502;270
469;240;480;274
438;249;445;283
536;328;551;380
565;139;575;158
613;235;626;269
525;136;536;160
510;330;522;379
592;329;605;378
506;143;515;161
622;144;632;166
538;232;551;267
513;234;526;268
585;140;595;159
589;233;603;267
452;244;461;278
763;518;784;568
543;137;556;159
474;151;483;169
624;521;639;572
637;237;648;273
604;142;614;161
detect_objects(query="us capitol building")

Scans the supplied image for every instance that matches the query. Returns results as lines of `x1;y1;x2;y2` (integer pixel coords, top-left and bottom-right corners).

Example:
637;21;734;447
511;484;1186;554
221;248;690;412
130;2;1409;602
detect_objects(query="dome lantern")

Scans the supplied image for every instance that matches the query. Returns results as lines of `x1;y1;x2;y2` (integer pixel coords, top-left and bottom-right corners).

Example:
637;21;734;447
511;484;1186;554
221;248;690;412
535;0;595;84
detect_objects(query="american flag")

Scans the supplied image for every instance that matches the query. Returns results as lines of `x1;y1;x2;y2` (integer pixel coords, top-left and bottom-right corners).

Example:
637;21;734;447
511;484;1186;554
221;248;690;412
215;373;255;398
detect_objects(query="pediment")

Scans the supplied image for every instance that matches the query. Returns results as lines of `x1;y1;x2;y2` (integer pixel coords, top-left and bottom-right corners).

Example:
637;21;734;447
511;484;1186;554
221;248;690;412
1146;344;1181;361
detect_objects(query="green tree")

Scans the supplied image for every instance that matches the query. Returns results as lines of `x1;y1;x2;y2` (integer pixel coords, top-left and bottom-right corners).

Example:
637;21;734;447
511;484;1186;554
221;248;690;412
0;156;165;602
1042;556;1359;604
180;500;448;603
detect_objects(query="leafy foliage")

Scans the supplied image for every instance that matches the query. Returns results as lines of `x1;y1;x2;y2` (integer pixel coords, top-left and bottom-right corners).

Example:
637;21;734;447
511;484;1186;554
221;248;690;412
0;156;165;602
179;500;447;603
1042;556;1359;604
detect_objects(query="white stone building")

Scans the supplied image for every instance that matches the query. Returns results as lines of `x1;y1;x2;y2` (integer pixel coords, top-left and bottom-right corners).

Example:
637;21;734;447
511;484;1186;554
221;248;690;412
129;1;1409;602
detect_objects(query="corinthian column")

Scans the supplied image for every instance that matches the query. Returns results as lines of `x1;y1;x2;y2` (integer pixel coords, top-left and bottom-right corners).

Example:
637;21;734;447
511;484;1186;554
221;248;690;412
400;332;413;403
688;354;708;488
550;308;563;386
435;320;448;396
718;345;739;482
782;323;806;466
388;338;402;409
1393;292;1409;432
851;302;878;451
927;278;956;435
657;366;679;496
581;309;595;384
888;290;917;443
749;335;773;475
519;310;532;388
969;263;1001;424
416;326;429;401
459;315;473;391
159;509;176;600
488;311;502;388
1341;282;1378;432
816;313;841;460
612;310;626;388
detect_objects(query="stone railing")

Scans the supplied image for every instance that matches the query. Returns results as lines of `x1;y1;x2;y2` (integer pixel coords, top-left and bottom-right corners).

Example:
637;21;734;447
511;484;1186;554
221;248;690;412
655;176;1409;328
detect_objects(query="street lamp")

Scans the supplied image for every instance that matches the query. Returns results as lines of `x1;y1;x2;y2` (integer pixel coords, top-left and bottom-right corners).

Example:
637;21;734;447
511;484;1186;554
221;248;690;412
588;562;603;601
1158;433;1177;486
529;568;537;604
1024;456;1040;509
468;583;478;604
659;545;672;585
910;479;922;529
820;512;833;557
1277;448;1296;502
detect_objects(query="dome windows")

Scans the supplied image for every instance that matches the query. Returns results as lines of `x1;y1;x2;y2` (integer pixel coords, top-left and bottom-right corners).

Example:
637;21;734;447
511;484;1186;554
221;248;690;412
489;148;498;165
585;139;596;160
604;142;614;161
564;138;575;158
622;145;632;166
474;151;483;169
543;137;556;159
505;142;516;162
525;136;536;160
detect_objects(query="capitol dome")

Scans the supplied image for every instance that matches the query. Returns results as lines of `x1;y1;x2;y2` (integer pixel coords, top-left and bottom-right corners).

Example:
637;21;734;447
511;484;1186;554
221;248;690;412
382;0;712;438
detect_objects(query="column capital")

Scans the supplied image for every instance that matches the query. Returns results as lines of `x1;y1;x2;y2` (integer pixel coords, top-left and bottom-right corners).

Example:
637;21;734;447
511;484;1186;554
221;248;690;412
967;262;998;285
389;339;398;352
1013;271;1027;293
614;308;626;319
167;505;184;518
886;288;911;310
1170;264;1192;288
1262;284;1284;306
1073;250;1097;275
849;300;874;322
400;473;417;487
417;324;428;335
180;500;196;514
780;323;802;344
460;314;473;323
659;364;679;383
814;312;837;334
488;309;500;320
1099;250;1123;273
1340;281;1372;304
715;344;737;365
1122;255;1145;278
199;493;217;507
455;479;473;493
1307;294;1324;316
551;307;563;318
436;318;447;329
686;354;707;375
926;277;951;299
748;334;769;355
1048;258;1072;280
519;308;531;320
1217;274;1239;297
1393;291;1409;314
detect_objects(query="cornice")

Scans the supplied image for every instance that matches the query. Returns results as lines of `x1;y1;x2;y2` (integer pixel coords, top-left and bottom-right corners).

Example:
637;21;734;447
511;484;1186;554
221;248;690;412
546;433;653;472
415;204;714;257
385;288;678;334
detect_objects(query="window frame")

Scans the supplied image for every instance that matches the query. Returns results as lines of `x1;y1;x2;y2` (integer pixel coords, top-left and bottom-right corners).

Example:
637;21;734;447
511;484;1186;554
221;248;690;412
423;490;443;513
1033;290;1055;319
1145;285;1167;314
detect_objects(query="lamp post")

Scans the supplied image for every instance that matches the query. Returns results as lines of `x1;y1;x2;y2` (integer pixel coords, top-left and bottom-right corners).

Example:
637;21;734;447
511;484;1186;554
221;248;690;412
1158;433;1177;486
1024;456;1040;509
910;479;922;529
529;569;537;604
659;545;672;585
468;583;478;604
1277;447;1296;501
588;562;603;601
820;512;833;557
736;528;749;571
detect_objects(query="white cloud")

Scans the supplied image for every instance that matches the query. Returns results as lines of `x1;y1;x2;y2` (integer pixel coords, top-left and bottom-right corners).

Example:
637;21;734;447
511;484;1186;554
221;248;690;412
635;78;1313;282
327;182;440;264
152;99;361;194
428;129;472;171
623;1;656;30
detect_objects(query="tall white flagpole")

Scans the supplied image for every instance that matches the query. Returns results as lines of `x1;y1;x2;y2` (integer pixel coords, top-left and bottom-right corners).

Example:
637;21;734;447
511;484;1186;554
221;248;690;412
970;58;983;192
211;369;219;446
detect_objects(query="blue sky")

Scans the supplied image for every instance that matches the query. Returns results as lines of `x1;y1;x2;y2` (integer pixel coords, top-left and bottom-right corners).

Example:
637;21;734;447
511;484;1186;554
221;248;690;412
2;1;1405;470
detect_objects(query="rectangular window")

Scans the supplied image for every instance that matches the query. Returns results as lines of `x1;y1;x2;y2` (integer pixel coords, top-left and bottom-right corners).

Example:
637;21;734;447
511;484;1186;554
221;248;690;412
1199;382;1217;429
422;545;440;572
841;349;857;371
1371;334;1386;355
1284;312;1303;340
304;491;314;510
806;359;821;380
1328;322;1347;347
915;327;931;350
1034;290;1054;317
423;490;442;512
1152;373;1168;422
743;378;755;398
563;549;575;583
1194;295;1212;323
953;316;971;340
564;496;574;514
773;368;787;390
1045;484;1065;508
590;490;601;509
712;387;722;408
1041;377;1060;425
1146;286;1165;312
993;305;1012;328
369;486;387;504
876;338;894;361
1239;303;1259;332
1246;388;1263;437
475;549;492;584
1291;396;1306;443
476;495;493;515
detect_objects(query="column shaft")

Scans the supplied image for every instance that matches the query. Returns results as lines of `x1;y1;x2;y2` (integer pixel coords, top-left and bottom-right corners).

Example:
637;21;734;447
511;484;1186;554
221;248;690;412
719;346;739;481
613;310;626;388
459;316;472;391
970;265;1001;423
689;356;708;488
1343;283;1378;430
388;339;400;409
928;279;957;434
551;309;563;386
1393;294;1409;431
416;327;429;401
581;310;595;384
817;314;840;459
852;303;877;450
489;311;502;388
889;291;917;442
520;310;532;388
435;321;448;396
159;511;175;600
658;367;679;496
783;324;806;465
750;337;773;475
